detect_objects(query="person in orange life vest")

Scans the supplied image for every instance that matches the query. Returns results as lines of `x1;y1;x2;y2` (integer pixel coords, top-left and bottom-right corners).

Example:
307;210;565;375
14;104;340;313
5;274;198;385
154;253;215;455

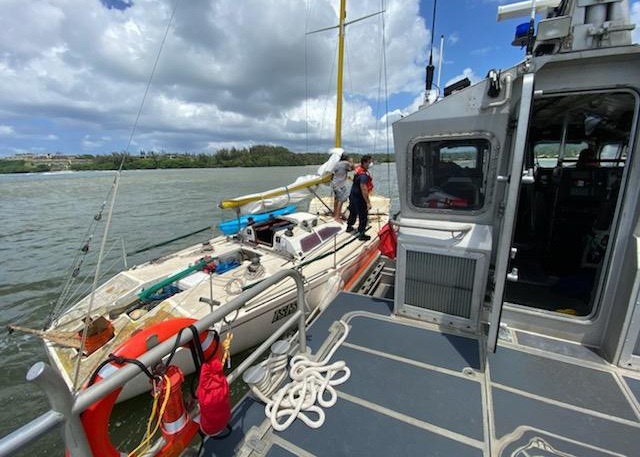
346;154;373;241
331;153;354;222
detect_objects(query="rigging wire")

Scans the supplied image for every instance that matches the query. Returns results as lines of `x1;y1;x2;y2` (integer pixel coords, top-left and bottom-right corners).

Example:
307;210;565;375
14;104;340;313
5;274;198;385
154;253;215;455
72;0;183;391
304;0;311;154
381;0;392;200
317;36;339;153
343;33;361;154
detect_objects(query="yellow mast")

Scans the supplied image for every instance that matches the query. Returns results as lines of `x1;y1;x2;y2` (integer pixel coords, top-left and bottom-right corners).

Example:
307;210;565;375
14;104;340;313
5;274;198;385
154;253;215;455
335;0;347;148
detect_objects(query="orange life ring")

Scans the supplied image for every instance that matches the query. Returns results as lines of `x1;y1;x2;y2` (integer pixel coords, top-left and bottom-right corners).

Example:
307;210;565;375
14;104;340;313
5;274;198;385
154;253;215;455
75;317;222;457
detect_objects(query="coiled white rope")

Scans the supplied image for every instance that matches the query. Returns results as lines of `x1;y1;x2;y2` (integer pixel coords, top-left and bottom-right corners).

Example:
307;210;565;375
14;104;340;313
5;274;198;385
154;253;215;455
259;321;351;431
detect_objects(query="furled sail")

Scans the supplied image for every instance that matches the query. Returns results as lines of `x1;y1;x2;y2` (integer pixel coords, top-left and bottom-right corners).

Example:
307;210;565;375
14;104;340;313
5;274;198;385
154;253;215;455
219;148;344;215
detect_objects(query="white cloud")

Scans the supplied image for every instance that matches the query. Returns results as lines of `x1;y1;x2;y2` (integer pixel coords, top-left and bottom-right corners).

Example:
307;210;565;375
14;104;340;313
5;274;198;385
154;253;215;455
632;1;640;44
0;125;15;136
448;32;460;45
470;46;495;56
445;68;481;88
0;0;429;155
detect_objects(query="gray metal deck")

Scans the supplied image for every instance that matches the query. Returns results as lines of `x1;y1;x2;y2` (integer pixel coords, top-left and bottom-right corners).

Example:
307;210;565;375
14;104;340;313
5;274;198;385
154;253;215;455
203;292;640;456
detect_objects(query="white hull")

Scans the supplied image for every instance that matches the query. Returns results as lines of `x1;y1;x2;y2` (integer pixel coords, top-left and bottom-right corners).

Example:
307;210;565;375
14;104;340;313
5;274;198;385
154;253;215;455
44;199;388;402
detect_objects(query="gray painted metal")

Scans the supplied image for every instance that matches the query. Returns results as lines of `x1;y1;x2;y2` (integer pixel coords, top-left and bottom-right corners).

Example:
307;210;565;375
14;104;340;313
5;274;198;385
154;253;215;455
28;362;92;456
405;250;475;318
487;72;535;353
345;314;481;371
501;53;640;351
395;239;489;331
0;268;309;457
305;292;393;352
489;347;638;420
277;399;483;457
515;331;605;364
624;376;640;405
0;411;63;457
335;345;485;440
205;293;640;457
492;388;640;456
265;445;298;457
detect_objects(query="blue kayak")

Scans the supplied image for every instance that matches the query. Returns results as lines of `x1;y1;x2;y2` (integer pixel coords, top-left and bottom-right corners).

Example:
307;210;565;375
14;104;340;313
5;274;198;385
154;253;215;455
218;205;297;235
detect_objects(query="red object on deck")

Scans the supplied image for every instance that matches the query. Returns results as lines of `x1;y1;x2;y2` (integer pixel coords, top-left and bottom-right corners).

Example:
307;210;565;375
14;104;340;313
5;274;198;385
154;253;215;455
197;358;231;436
378;222;397;259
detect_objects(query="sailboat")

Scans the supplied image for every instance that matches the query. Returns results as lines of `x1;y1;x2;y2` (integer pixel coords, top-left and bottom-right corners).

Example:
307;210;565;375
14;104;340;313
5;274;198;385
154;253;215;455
41;0;390;401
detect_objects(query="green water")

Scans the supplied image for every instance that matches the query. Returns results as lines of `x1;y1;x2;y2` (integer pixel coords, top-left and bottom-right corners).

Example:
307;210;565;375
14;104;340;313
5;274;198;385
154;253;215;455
0;165;398;455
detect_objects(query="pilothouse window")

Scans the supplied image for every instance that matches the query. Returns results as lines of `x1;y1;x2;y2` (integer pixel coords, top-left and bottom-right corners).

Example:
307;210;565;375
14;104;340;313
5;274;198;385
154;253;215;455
411;139;490;211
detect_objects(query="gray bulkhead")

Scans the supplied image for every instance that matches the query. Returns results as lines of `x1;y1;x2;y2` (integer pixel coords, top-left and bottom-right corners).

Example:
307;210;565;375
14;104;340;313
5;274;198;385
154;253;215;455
392;43;640;369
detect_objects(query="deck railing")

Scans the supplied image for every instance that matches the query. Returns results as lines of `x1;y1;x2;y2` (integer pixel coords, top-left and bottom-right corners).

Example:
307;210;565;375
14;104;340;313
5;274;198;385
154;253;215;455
0;268;308;457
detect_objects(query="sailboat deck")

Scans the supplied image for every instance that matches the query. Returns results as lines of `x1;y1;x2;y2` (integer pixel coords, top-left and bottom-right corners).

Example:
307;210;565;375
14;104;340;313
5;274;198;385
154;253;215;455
204;292;640;456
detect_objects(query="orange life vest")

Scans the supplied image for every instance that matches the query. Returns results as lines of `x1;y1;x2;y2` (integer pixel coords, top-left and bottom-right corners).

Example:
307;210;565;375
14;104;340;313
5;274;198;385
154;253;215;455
355;165;373;193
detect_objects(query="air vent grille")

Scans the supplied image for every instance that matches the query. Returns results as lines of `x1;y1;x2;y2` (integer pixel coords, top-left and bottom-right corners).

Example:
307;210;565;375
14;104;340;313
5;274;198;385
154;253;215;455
405;250;475;318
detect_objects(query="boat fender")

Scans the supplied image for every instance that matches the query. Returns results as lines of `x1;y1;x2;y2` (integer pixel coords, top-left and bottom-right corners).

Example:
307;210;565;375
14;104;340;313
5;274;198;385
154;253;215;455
75;318;222;457
196;357;231;436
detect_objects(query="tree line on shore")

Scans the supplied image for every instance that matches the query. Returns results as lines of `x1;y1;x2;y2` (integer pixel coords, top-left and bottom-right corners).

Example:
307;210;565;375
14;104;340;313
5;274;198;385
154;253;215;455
0;145;394;173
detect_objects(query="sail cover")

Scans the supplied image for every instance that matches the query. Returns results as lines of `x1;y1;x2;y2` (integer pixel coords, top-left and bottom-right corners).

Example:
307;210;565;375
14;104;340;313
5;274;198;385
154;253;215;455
219;148;343;215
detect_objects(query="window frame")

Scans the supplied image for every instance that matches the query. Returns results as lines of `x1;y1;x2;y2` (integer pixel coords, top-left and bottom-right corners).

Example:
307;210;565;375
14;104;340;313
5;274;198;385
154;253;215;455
407;133;496;215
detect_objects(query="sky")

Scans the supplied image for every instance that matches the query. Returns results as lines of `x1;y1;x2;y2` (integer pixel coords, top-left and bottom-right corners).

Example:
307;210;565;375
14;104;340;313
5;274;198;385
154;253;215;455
0;0;639;157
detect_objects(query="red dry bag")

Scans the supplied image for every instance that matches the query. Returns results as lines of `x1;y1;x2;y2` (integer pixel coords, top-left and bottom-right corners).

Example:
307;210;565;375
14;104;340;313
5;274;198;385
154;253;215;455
197;358;231;436
378;222;397;259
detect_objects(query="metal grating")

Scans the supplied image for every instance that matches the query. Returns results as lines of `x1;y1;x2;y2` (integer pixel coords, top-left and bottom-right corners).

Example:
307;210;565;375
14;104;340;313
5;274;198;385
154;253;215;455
405;250;475;318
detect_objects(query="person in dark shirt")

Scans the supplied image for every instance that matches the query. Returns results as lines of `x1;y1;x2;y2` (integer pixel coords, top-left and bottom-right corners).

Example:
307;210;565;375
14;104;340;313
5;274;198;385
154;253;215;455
346;155;373;241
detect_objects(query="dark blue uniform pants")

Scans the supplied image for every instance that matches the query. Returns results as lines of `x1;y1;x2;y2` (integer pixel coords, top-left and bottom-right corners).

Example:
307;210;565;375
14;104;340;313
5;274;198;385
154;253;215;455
347;197;368;234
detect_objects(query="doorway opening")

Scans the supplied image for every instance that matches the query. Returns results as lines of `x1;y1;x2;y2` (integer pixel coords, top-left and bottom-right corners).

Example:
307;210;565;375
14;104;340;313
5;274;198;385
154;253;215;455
505;92;635;316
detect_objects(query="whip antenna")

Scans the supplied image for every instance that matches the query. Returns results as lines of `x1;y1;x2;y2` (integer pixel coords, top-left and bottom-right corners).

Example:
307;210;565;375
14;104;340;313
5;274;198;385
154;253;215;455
424;0;438;101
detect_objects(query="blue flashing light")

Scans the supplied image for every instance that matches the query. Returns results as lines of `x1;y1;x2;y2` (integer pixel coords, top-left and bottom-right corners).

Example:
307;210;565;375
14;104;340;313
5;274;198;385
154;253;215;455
512;22;531;47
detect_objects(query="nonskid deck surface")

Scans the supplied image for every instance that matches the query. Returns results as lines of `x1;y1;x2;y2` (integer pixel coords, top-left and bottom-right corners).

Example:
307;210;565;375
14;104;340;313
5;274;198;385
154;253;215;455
203;293;640;456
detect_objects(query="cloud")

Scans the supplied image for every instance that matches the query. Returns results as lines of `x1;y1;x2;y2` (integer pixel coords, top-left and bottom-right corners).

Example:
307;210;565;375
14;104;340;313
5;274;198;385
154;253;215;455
0;0;429;155
470;46;495;56
448;32;460;45
0;125;15;136
632;1;640;44
445;68;481;88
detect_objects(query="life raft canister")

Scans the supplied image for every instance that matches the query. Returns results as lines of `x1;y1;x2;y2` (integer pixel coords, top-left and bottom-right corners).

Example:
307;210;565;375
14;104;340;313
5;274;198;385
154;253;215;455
74;317;222;457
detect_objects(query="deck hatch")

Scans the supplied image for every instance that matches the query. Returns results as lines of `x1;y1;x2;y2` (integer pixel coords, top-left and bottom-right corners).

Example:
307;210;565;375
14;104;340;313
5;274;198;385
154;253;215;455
405;250;475;318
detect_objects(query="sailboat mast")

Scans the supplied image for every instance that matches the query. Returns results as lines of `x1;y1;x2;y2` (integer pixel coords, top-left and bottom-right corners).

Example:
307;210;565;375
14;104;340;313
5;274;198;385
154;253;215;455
335;0;347;148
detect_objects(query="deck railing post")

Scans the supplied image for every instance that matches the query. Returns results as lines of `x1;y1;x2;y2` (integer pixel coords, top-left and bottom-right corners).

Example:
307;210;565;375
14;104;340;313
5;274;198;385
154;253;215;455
26;362;91;457
296;276;307;354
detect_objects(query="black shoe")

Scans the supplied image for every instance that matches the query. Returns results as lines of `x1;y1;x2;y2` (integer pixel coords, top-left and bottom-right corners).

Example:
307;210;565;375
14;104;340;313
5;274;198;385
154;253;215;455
358;234;371;241
345;226;355;233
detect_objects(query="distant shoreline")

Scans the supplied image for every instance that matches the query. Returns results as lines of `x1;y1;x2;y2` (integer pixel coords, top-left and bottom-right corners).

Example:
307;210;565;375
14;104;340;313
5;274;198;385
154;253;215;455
0;145;394;174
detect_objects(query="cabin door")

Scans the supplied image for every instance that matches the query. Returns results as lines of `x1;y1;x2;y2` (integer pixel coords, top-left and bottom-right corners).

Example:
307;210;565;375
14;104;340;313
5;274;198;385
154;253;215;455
486;74;535;352
491;84;637;353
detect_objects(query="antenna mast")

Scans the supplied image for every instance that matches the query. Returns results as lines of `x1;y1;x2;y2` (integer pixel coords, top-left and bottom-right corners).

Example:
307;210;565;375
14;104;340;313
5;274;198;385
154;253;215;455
424;0;438;101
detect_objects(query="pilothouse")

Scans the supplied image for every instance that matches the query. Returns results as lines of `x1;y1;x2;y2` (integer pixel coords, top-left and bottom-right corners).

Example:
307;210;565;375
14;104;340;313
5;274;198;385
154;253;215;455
393;0;640;362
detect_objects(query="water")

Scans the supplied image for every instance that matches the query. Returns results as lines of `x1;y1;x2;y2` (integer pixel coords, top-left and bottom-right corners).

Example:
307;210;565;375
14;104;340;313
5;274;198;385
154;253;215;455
0;165;398;454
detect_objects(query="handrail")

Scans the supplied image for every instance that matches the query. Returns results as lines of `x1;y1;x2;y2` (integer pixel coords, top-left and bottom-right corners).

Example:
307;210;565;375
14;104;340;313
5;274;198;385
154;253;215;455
0;268;308;457
390;219;473;235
